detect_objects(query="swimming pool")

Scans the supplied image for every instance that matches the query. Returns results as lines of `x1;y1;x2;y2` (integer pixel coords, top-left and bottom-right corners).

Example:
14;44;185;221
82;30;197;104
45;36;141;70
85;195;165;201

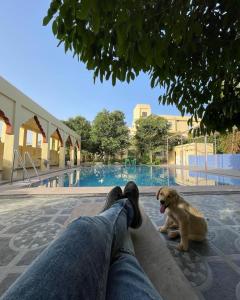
35;165;240;187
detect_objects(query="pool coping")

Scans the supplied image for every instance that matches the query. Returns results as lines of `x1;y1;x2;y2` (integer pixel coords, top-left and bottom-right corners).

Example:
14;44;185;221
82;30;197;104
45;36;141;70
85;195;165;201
1;164;240;198
1;185;240;198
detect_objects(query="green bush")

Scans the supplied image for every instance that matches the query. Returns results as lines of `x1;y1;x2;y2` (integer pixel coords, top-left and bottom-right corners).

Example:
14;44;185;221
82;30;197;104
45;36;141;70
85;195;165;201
139;153;150;164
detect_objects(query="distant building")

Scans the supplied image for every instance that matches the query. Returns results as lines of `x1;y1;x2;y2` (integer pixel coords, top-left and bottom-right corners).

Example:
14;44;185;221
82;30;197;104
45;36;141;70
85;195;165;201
168;143;214;166
129;104;199;136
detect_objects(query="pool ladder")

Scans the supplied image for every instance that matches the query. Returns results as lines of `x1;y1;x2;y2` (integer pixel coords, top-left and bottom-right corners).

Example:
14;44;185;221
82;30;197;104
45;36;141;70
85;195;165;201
11;149;40;186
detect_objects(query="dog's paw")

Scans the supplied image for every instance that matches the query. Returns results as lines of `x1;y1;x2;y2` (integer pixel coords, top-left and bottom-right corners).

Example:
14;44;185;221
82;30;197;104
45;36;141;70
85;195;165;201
169;224;179;229
176;243;188;251
159;226;167;233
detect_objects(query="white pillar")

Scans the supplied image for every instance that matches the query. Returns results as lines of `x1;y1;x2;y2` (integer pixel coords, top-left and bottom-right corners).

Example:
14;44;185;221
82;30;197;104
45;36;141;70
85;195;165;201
59;146;65;168
70;146;75;167
32;132;38;148
77;148;81;166
41;142;50;171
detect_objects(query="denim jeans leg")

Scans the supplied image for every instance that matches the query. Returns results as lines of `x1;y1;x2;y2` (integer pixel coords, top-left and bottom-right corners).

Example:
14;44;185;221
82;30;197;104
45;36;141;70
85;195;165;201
106;253;162;300
106;205;162;300
1;200;130;300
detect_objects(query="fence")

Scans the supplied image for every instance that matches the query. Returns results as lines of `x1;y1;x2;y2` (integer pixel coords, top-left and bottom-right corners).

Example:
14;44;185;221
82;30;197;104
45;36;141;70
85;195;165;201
188;154;240;170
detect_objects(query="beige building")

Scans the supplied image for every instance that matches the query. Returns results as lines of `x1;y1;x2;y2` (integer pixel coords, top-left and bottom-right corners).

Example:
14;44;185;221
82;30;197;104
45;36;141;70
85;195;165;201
0;76;81;181
168;143;214;166
130;104;199;135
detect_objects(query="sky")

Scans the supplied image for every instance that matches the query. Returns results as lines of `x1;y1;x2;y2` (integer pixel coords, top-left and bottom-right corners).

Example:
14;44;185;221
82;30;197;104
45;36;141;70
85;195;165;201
0;1;180;126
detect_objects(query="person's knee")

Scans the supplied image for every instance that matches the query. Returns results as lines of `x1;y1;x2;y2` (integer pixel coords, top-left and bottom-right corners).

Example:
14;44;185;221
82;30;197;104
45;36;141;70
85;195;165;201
68;216;111;241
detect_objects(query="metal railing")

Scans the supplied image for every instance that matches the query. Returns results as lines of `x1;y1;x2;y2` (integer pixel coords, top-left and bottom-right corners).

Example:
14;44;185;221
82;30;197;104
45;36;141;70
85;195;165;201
11;149;31;185
23;152;40;180
11;150;40;185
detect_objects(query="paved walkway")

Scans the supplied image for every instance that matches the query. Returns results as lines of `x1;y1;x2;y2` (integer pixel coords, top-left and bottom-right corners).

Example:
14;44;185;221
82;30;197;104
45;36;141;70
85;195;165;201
0;193;240;300
142;193;240;300
0;195;104;295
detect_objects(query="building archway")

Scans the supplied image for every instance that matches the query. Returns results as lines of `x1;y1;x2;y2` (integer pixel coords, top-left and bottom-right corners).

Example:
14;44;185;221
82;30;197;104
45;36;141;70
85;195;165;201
0;109;13;135
75;140;81;166
50;128;63;167
65;136;73;166
18;115;46;169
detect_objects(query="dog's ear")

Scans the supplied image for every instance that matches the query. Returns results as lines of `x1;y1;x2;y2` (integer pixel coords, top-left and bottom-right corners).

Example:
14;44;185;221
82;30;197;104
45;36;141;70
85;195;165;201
156;187;163;200
170;189;180;205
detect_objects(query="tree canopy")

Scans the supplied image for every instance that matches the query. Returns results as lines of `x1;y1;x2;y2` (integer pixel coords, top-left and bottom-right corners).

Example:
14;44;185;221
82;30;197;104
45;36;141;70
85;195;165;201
215;131;240;153
90;109;129;158
135;115;169;162
44;0;240;134
63;115;92;151
168;134;189;150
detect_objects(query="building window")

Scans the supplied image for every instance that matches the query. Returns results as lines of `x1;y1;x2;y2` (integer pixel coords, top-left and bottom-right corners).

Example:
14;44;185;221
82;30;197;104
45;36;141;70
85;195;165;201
37;134;42;147
141;111;148;117
26;130;33;145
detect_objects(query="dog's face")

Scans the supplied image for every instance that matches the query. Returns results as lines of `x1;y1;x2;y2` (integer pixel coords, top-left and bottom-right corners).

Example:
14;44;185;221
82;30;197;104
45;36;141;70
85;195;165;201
156;187;179;213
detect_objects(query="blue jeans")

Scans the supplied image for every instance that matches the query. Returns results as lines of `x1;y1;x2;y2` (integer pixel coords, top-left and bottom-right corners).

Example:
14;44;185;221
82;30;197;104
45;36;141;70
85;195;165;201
1;199;162;300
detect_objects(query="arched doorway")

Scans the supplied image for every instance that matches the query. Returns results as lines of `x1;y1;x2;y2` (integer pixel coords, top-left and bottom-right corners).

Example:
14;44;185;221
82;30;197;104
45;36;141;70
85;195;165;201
65;136;73;167
50;129;63;167
18;115;46;169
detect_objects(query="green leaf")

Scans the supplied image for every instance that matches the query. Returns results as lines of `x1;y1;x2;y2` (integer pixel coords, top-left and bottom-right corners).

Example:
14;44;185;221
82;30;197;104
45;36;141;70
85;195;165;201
43;0;240;133
43;15;51;26
78;0;91;20
52;20;58;35
92;13;100;33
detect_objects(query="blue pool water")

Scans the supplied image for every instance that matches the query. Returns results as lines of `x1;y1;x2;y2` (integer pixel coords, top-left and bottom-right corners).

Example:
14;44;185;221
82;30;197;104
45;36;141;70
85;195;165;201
36;165;240;187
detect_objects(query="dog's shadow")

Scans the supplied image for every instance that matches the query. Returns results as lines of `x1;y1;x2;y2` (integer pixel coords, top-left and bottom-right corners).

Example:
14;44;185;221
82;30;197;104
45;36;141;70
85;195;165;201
160;230;215;257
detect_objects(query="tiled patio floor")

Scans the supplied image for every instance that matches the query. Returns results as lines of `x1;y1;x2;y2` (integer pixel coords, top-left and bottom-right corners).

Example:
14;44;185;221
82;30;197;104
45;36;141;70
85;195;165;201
141;193;240;300
0;193;240;299
0;195;104;296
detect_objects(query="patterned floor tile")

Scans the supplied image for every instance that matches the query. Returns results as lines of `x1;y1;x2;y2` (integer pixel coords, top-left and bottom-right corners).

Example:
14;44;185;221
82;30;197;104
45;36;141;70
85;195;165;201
16;247;46;266
141;194;240;300
0;237;18;266
0;274;21;296
202;261;240;300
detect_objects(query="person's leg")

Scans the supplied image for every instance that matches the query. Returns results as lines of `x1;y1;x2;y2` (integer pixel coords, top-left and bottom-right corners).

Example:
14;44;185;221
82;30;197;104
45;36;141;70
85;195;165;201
1;182;162;300
106;182;162;300
107;253;162;300
1;188;131;300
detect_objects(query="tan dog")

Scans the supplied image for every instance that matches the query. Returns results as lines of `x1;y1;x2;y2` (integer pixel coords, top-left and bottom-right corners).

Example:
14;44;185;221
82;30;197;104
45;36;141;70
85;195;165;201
156;187;207;251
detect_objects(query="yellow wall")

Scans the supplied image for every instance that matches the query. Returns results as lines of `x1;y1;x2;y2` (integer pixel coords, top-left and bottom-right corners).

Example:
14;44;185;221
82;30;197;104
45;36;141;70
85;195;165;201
169;143;214;166
0;142;4;170
0;76;81;180
50;150;59;166
133;104;151;126
130;104;200;136
159;115;199;134
18;145;42;168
